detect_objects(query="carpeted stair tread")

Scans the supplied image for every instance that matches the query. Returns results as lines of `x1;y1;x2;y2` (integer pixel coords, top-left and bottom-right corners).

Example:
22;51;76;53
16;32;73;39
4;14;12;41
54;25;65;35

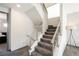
45;31;55;33
48;25;53;29
43;34;53;37
31;51;42;56
45;32;54;35
43;34;53;39
38;42;52;50
47;29;56;32
35;46;52;56
41;38;52;44
31;25;57;56
48;25;57;29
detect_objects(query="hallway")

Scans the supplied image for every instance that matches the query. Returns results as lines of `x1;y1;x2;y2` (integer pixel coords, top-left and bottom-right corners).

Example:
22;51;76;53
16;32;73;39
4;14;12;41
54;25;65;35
0;43;29;56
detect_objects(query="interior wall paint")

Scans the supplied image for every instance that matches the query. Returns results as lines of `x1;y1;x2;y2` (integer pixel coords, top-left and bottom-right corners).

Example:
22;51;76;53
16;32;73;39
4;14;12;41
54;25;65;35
26;7;42;32
42;5;48;33
10;9;36;51
33;4;48;33
63;3;79;49
67;12;79;47
53;4;67;56
48;17;60;26
55;3;79;56
63;3;79;14
7;8;11;50
47;4;60;18
26;7;42;26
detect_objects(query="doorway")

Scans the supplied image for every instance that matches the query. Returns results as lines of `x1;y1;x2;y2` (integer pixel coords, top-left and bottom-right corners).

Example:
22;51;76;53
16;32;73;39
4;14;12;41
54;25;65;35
0;11;8;53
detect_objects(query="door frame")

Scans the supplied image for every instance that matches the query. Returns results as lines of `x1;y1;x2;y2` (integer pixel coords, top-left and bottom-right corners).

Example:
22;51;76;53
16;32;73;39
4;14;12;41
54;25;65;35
0;11;9;51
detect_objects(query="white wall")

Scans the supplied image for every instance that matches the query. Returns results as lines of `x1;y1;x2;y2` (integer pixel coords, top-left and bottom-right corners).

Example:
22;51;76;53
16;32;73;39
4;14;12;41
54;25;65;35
26;7;42;32
53;4;67;56
33;4;48;33
63;3;79;49
10;9;36;51
47;4;60;18
42;5;48;33
54;3;79;56
67;12;79;47
48;17;60;26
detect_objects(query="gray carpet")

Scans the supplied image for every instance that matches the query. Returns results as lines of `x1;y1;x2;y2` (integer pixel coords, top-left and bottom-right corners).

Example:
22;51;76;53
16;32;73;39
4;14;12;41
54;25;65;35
63;46;79;56
0;43;29;56
31;27;55;56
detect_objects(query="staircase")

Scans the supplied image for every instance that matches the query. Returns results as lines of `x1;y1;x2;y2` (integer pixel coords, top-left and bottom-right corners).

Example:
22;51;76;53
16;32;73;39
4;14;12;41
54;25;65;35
31;25;57;56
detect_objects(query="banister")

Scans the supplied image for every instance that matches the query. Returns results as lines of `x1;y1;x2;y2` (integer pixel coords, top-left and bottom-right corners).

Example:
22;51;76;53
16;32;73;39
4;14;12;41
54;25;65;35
26;34;36;48
51;21;61;47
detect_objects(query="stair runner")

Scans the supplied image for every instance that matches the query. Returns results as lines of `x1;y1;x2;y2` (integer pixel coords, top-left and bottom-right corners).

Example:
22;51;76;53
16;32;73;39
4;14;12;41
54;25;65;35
31;25;57;56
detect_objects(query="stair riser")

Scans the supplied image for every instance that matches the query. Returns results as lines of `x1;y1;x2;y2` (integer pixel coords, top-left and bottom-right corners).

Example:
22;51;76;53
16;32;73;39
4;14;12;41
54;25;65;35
48;27;56;29
35;48;51;56
47;29;56;32
43;35;53;39
45;32;54;35
52;27;57;29
38;43;52;51
41;39;51;44
48;25;53;29
48;25;57;29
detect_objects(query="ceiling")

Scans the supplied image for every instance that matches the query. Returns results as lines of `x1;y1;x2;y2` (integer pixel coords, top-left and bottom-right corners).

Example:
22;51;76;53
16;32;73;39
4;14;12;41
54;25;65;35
0;3;55;32
26;7;42;25
0;3;34;12
0;3;56;12
44;3;56;8
0;3;43;32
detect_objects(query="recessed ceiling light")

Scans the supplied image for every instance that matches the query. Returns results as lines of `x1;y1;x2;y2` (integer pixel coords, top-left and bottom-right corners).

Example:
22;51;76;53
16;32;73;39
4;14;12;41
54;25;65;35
17;4;21;8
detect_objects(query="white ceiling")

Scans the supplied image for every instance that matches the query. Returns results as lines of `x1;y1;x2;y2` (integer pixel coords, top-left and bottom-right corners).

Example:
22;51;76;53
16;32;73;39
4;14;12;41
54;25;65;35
0;3;34;12
26;7;42;25
47;4;60;18
0;3;43;32
45;3;56;8
0;3;56;12
0;3;56;32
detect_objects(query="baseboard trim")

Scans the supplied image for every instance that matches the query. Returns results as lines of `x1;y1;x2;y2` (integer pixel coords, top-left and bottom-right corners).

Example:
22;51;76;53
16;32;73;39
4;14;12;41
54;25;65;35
67;44;79;48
